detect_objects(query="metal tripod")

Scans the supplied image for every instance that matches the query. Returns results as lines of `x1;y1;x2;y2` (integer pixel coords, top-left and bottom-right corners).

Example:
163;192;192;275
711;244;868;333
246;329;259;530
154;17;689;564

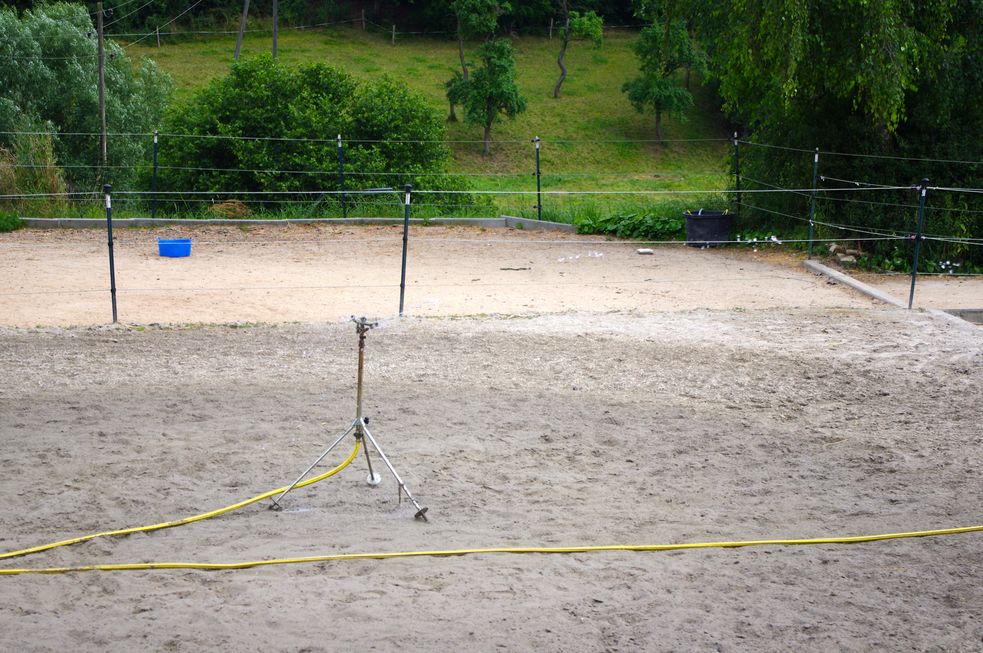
269;316;429;521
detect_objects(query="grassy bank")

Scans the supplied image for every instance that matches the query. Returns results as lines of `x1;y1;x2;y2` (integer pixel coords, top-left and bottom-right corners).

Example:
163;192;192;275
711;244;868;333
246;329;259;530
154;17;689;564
126;25;730;180
9;25;731;230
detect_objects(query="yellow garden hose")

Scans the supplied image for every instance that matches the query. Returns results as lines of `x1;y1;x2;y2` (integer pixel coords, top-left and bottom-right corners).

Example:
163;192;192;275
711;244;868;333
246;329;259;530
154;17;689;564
1;436;981;576
1;522;981;576
0;440;361;562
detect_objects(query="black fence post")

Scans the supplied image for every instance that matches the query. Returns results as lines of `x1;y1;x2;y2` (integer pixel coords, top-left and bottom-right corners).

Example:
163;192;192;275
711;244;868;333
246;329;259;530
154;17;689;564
104;183;118;323
733;131;741;214
398;184;412;316
907;178;929;310
338;134;347;219
533;136;542;221
151;129;158;221
807;147;819;259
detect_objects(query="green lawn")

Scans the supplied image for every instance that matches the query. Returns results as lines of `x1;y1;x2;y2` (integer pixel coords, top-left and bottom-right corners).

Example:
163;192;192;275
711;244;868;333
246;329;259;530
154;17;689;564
123;25;732;222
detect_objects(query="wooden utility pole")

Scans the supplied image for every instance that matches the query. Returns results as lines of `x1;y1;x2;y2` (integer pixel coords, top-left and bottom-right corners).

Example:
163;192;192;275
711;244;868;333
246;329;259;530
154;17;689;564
96;2;107;169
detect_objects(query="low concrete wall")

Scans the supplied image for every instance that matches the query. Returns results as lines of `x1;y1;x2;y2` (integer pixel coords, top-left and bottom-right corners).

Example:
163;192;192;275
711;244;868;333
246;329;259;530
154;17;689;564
801;260;907;308
500;216;577;233
943;308;983;325
21;216;576;231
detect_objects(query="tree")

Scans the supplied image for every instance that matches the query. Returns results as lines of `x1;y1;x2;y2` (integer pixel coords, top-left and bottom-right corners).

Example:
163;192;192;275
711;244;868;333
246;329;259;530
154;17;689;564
621;15;704;140
446;0;509;121
461;38;527;155
0;2;171;190
553;2;602;98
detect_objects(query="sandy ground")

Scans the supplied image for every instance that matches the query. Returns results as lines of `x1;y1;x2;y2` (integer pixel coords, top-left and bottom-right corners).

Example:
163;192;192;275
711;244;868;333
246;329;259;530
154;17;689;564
2;225;983;651
850;269;983;311
5;223;972;327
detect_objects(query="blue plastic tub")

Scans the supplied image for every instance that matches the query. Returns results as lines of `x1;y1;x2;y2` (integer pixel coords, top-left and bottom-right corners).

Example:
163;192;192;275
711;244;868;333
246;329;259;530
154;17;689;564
158;238;192;258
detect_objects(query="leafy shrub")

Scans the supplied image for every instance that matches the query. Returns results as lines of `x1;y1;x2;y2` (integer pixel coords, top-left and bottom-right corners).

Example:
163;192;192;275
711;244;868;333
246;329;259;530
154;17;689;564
0;209;24;232
0;131;69;218
156;56;473;212
576;211;685;241
855;245;908;273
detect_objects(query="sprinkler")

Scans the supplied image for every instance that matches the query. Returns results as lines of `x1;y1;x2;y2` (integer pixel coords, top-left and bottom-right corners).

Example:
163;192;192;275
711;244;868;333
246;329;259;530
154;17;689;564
269;316;428;521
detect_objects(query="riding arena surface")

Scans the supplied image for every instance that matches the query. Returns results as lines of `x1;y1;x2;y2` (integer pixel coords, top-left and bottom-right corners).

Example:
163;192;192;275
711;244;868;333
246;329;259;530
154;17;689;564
1;224;982;651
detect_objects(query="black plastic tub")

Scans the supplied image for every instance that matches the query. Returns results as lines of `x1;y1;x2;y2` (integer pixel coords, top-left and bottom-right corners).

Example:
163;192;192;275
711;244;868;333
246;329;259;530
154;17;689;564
683;209;733;247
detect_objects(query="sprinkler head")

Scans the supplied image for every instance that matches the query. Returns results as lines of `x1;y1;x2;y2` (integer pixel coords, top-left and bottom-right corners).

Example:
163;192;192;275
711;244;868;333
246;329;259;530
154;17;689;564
351;315;378;336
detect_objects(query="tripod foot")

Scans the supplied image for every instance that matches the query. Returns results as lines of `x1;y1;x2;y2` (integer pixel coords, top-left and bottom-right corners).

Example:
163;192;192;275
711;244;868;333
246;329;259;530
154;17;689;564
366;472;382;486
414;507;429;522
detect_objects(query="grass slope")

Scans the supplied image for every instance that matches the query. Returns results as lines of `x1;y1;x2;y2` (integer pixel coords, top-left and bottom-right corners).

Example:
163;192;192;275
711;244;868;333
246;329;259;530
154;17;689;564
125;25;732;221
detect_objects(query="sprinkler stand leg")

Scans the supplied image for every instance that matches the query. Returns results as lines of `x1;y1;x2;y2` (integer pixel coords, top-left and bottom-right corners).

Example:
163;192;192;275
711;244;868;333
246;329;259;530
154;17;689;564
270;419;358;510
361;423;428;521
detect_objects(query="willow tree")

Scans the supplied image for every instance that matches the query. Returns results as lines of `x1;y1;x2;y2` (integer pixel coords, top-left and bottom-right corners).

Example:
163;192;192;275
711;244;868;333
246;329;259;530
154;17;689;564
698;0;948;136
693;0;981;267
0;2;171;189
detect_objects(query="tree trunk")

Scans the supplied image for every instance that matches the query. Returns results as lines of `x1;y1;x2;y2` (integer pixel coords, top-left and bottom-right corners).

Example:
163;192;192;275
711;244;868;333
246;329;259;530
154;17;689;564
483;121;492;156
457;17;469;80
553;22;570;98
553;0;570;99
655;110;663;141
449;16;466;123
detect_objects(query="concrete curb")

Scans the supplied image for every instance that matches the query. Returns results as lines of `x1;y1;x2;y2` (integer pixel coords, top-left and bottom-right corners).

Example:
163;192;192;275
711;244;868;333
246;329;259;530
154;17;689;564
802;260;907;308
932;308;983;331
20;216;576;232
941;308;983;324
500;216;577;233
